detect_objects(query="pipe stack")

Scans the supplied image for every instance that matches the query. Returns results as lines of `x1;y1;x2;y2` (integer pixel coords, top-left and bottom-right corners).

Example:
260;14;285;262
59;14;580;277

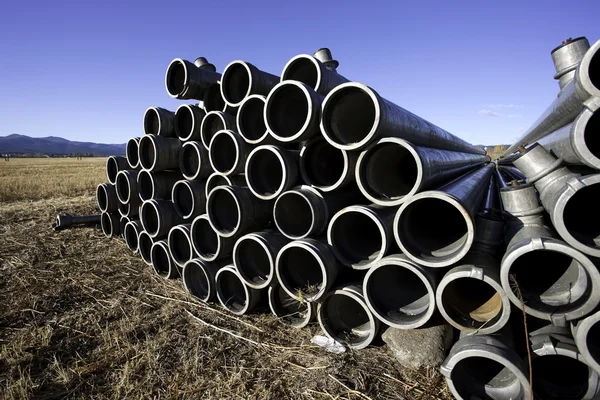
93;40;600;396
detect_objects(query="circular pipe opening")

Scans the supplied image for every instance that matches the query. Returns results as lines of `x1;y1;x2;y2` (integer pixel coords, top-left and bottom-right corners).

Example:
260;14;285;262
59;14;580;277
319;292;374;348
441;277;503;330
138;136;156;171
101;213;113;237
144;108;160;135
301;139;345;188
397;197;470;265
204;83;225;112
115;172;131;203
166;60;186;97
151;243;172;277
563;183;600;251
509;250;587;312
207;188;240;235
450;356;524;399
180;143;201;179
169;228;192;265
222;62;251;106
329;209;384;268
118;202;130;217
238;96;267;142
322;85;376;146
269;285;310;327
217;269;248;313
97;185;108;212
124;223;139;251
359;142;418;202
531;355;591;399
283;57;319;89
266;84;309;139
126;139;139;168
173;182;194;218
137;170;153;201
587;322;600;364
277;246;324;300
235;236;272;287
210;132;238;174
175;105;194;140
201;112;226;149
274;191;313;238
366;264;431;326
246;148;284;198
138;232;153;264
183;261;211;301
191;216;220;260
141;202;160;236
205;174;230;198
119;216;129;236
106;157;119;183
589;50;600;90
584;110;600;160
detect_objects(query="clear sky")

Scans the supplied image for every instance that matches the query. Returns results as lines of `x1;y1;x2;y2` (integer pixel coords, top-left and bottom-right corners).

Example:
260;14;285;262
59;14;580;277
0;0;598;145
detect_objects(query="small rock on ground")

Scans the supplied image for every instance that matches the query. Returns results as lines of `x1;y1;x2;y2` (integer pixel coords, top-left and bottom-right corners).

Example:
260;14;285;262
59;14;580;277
382;324;454;370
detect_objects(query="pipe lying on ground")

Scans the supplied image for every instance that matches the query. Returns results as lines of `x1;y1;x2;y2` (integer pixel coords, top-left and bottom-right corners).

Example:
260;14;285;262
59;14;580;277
140;199;184;239
572;310;600;375
503;39;600;156
220;60;279;107
513;143;600;258
281;49;348;95
182;258;225;302
206;185;272;237
215;265;261;315
364;254;437;329
172;180;205;220
204;173;246;198
320;82;486;153
394;164;495;268
137;169;181;201
138;134;182;172
180;141;212;180
500;183;600;324
264;81;323;143
236;95;274;144
165;57;221;100
245;145;299;200
481;174;502;215
115;170;141;211
208;129;250;176
200;111;237;149
529;326;600;399
233;231;289;289
124;220;143;252
190;214;237;262
126;137;141;169
97;183;119;213
299;137;357;192
440;333;531;400
143;106;176;137
167;224;193;269
537;99;600;169
203;82;226;113
101;212;121;238
268;283;315;329
138;230;155;265
151;240;179;279
275;238;341;302
106;156;129;184
119;215;130;239
52;214;101;231
317;284;380;350
327;205;396;270
274;185;366;240
498;165;526;181
356;138;490;206
174;104;206;141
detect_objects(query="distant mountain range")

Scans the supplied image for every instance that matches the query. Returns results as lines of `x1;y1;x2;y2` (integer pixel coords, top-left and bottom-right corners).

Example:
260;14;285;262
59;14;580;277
0;134;125;156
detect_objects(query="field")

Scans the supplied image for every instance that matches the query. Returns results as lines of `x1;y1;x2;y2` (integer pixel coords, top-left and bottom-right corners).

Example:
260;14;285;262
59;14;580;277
0;158;449;399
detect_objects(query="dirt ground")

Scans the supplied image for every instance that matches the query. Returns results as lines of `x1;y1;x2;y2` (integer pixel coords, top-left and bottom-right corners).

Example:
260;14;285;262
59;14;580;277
0;158;450;399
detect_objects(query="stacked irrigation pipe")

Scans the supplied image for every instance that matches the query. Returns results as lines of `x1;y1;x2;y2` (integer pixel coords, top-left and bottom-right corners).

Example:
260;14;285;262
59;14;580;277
92;40;600;397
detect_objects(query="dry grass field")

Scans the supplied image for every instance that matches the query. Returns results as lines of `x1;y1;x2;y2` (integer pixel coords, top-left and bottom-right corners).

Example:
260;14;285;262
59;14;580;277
0;158;450;399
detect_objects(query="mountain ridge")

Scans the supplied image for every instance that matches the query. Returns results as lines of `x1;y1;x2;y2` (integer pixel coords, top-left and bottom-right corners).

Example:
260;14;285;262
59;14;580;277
0;134;126;156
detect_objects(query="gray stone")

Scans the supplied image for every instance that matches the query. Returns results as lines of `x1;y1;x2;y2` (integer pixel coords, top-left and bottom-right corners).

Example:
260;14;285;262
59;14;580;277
382;324;454;370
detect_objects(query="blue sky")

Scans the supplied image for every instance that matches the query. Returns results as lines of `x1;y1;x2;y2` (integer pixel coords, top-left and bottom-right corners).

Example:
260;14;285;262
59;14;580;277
0;0;598;145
